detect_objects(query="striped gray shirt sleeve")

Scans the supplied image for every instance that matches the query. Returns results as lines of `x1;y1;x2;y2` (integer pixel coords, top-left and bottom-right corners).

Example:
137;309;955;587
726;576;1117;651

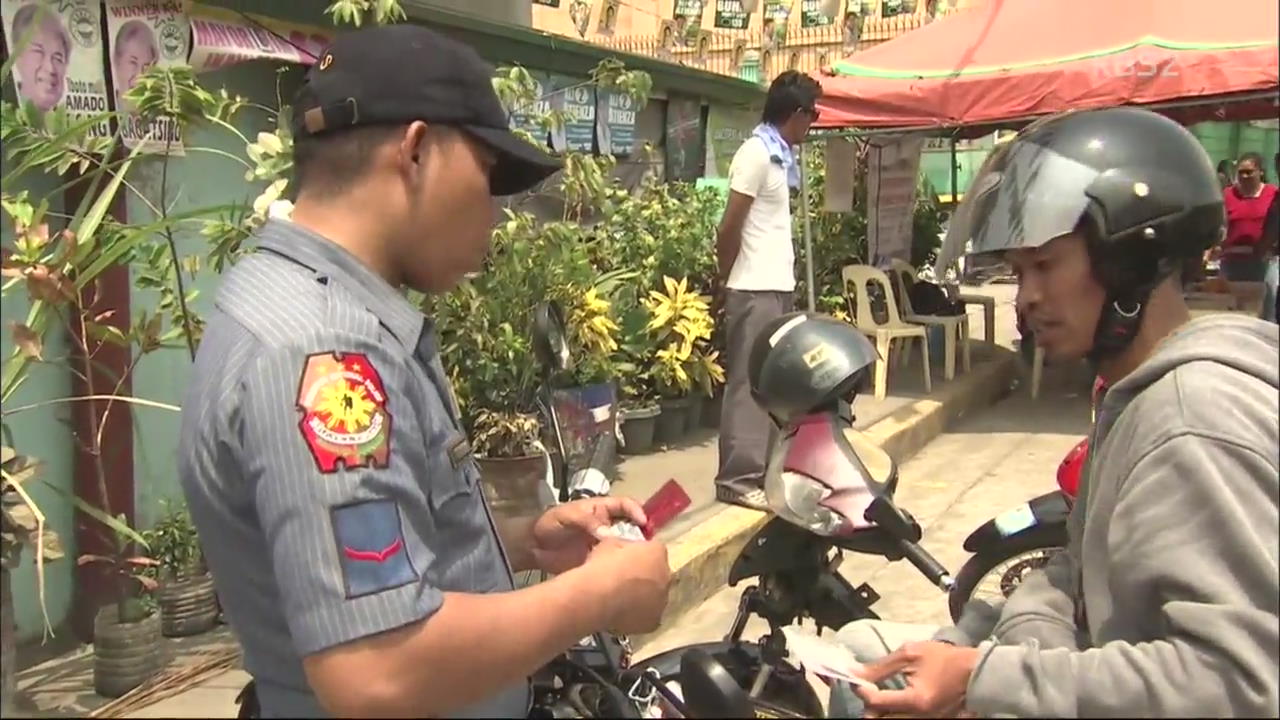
239;333;443;656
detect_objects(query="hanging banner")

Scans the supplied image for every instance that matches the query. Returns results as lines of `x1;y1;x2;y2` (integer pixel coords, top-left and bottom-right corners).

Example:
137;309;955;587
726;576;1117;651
187;4;332;73
508;70;552;148
1;0;111;139
673;0;705;45
705;105;755;178
800;0;837;27
762;0;791;47
823;137;856;212
867;138;923;263
547;75;595;153
596;90;637;157
104;0;188;155
713;0;750;29
665;94;705;182
866;136;924;263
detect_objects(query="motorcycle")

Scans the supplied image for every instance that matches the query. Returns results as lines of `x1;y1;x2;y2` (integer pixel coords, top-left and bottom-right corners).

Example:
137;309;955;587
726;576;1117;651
524;301;654;718
623;313;961;719
945;376;1103;622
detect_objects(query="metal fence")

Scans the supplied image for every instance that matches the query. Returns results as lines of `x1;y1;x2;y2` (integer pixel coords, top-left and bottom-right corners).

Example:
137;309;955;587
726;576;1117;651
592;11;938;82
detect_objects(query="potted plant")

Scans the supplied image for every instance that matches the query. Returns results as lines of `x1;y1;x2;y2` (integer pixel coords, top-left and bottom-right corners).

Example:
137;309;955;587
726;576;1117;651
73;503;162;698
142;501;218;638
642;276;724;444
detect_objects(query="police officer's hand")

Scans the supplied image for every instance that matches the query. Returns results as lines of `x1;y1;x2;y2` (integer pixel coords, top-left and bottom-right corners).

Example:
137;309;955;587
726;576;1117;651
530;496;647;575
586;537;671;635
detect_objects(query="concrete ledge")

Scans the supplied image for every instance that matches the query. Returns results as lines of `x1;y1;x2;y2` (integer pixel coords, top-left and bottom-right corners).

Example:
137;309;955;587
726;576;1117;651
634;349;1018;648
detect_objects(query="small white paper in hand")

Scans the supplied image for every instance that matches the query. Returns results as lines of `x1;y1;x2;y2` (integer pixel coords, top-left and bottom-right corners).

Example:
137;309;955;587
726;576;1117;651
781;625;878;690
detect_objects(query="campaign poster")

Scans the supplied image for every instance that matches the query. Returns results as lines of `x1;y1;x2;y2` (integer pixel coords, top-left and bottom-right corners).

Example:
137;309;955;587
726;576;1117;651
105;0;189;155
713;0;750;29
801;0;837;27
595;89;637;157
1;0;111;140
547;74;595;154
672;0;705;46
665;94;705;182
704;104;755;178
509;70;552;149
762;0;791;47
188;3;332;74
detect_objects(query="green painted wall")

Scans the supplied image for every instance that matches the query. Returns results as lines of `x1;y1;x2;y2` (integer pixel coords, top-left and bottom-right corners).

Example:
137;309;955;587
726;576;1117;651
0;168;79;645
126;62;302;529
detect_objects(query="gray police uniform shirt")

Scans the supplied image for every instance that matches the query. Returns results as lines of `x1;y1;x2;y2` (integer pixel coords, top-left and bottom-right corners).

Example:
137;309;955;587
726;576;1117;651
178;219;530;718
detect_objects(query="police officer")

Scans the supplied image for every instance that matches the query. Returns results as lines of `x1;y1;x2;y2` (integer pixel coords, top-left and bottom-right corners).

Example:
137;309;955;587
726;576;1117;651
178;24;671;719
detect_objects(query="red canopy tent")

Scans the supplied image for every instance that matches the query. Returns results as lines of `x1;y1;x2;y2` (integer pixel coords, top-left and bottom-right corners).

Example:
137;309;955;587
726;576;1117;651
812;0;1279;134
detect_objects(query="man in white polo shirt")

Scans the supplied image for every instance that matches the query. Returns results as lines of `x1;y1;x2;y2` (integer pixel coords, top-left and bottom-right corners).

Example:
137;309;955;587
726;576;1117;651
714;70;822;509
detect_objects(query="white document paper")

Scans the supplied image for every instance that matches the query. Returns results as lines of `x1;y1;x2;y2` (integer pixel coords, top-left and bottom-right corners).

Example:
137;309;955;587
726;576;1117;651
781;625;878;689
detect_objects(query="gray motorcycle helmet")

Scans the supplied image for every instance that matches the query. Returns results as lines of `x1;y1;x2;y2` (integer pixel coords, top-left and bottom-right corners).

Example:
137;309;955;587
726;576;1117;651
935;107;1225;360
748;312;880;426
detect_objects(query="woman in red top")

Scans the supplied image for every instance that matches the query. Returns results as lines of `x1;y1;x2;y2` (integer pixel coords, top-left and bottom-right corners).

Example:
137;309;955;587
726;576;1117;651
1221;152;1278;281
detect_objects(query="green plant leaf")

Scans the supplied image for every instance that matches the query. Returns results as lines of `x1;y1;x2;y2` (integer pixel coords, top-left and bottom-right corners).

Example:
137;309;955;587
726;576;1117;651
45;482;149;551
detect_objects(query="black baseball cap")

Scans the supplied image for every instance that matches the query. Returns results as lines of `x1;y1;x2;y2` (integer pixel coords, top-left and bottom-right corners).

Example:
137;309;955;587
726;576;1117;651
291;24;563;196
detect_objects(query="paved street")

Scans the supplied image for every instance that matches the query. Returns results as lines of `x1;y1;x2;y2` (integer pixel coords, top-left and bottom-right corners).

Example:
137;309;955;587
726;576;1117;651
634;357;1095;661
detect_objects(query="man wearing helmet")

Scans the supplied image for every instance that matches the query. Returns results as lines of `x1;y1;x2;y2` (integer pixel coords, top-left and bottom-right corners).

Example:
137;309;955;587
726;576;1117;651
830;107;1279;717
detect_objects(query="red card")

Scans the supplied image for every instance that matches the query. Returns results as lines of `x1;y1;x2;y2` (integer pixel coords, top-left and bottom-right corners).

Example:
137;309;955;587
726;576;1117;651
640;480;691;540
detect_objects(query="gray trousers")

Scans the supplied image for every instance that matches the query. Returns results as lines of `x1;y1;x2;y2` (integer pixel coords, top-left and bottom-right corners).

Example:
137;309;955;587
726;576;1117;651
716;289;793;485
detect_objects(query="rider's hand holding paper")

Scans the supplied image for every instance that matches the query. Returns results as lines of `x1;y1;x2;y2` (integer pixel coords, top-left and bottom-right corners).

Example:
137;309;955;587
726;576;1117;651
851;640;979;718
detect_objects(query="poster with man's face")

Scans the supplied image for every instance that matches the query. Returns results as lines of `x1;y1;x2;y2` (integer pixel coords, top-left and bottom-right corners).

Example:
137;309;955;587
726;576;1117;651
2;0;110;138
105;0;189;155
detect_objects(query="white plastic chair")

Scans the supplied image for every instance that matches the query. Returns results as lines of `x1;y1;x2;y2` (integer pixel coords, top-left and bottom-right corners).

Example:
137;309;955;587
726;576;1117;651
841;264;932;400
886;259;971;382
954;289;996;345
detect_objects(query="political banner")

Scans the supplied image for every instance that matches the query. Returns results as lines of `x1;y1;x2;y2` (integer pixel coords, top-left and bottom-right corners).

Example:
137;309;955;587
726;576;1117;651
713;0;750;29
665;93;704;182
800;0;836;27
1;0;111;139
673;0;705;45
188;3;332;74
595;90;637;157
762;0;791;47
548;74;595;153
104;0;188;155
705;104;755;178
509;70;552;149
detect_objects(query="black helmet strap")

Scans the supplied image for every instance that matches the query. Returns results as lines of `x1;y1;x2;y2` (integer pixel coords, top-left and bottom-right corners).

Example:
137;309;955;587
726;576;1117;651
1087;252;1178;365
1089;289;1150;364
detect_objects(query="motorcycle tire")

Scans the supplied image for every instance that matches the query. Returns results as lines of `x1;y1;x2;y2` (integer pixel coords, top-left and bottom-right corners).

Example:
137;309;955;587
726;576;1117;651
948;525;1067;624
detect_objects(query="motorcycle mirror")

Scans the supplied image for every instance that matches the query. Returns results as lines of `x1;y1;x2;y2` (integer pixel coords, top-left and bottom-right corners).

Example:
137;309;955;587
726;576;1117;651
532;302;571;375
679;648;756;718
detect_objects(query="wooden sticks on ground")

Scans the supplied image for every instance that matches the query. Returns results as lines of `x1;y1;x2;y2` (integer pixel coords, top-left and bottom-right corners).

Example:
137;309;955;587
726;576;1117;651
87;646;240;719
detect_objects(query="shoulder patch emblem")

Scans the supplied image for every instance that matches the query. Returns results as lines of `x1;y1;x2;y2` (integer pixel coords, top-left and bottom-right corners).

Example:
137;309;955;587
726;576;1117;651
296;351;393;473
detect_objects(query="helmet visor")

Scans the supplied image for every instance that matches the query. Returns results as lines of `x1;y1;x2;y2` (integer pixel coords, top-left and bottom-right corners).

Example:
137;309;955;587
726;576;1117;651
934;136;1102;274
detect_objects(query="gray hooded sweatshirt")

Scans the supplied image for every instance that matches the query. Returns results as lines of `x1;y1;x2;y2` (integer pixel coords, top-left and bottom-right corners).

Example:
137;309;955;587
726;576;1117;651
964;314;1280;717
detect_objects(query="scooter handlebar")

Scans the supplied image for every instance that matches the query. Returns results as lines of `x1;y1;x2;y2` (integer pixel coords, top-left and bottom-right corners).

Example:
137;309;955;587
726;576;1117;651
897;538;954;591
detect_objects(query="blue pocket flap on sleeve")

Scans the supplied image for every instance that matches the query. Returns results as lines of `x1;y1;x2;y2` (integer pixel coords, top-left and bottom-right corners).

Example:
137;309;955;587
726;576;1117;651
331;500;418;599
